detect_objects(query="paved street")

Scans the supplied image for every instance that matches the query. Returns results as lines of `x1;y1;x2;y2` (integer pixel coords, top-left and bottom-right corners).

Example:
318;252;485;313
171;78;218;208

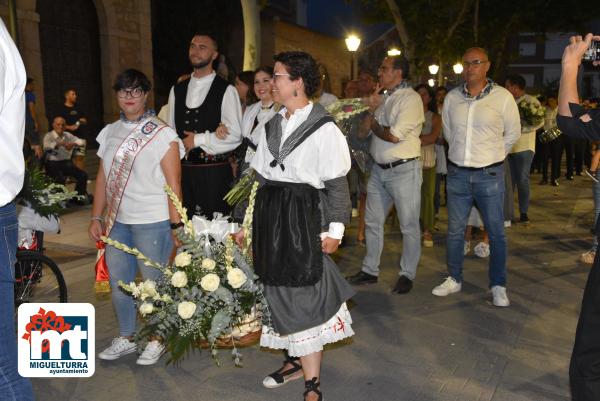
29;173;597;401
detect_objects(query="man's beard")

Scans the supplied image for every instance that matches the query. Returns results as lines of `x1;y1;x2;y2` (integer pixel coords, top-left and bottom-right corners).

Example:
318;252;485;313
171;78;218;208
191;59;212;69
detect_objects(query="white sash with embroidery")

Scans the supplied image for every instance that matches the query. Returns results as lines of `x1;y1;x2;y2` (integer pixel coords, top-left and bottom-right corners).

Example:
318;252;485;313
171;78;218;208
104;116;167;235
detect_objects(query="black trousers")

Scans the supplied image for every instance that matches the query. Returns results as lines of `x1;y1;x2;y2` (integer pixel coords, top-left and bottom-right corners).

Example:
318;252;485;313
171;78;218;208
565;136;586;176
44;160;88;195
570;243;600;400
540;135;565;181
181;162;233;219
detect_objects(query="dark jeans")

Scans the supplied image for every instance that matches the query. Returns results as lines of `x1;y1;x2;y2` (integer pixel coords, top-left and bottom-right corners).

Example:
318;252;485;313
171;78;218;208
0;201;34;400
565;136;586;176
540;135;565;181
45;160;88;195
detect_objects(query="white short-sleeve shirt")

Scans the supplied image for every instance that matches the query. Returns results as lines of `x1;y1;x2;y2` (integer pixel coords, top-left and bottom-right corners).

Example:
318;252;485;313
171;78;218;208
97;119;185;224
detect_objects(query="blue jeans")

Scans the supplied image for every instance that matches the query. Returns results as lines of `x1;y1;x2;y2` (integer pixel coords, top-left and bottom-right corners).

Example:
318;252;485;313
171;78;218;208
0;202;34;400
508;150;535;215
446;163;507;287
361;160;422;280
105;220;173;337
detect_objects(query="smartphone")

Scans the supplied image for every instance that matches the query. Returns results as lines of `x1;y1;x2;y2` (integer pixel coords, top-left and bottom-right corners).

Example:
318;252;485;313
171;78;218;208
583;40;600;62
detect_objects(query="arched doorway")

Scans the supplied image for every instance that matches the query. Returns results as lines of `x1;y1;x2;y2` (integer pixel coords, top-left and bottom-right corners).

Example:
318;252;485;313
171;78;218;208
37;0;104;148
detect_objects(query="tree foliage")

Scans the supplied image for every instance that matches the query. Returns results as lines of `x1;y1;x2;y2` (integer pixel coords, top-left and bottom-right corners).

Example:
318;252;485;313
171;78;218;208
358;0;600;80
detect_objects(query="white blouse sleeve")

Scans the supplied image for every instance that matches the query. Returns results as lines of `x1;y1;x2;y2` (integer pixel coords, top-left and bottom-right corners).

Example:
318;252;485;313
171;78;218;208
317;121;351;182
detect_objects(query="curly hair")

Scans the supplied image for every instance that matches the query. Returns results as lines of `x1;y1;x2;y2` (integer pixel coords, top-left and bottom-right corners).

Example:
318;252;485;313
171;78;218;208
273;51;320;98
414;83;437;113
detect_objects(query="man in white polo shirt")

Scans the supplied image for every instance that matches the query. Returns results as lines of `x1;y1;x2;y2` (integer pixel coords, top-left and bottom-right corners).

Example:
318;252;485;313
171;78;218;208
347;55;424;294
505;74;544;224
432;47;520;307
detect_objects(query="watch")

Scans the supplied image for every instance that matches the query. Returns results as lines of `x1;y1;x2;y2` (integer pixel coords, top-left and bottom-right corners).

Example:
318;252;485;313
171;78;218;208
170;221;184;230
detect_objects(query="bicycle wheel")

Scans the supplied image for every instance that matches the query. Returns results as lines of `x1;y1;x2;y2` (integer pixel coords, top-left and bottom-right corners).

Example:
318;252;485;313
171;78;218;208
14;250;68;308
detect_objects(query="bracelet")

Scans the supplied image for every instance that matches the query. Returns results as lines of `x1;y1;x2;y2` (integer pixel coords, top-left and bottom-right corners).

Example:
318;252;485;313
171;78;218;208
90;216;104;222
170;221;184;230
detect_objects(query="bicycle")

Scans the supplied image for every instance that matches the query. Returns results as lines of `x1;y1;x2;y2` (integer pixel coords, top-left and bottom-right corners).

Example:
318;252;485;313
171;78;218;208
14;230;68;309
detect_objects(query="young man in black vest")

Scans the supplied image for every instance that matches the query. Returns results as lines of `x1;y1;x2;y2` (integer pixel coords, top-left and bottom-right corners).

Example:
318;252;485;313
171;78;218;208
167;32;242;219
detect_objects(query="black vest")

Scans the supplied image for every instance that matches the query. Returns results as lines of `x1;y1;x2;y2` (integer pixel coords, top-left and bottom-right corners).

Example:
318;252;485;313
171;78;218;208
174;75;230;164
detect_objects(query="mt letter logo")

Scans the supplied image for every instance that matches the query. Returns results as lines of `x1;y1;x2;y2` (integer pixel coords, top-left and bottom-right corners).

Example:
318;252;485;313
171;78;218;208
18;303;95;377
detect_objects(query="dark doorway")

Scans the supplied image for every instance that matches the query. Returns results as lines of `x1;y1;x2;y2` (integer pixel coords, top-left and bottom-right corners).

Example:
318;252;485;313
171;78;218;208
37;0;104;148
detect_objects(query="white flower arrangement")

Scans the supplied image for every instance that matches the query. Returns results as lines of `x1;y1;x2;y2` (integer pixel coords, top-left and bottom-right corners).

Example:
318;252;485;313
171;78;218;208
108;185;266;366
518;98;545;128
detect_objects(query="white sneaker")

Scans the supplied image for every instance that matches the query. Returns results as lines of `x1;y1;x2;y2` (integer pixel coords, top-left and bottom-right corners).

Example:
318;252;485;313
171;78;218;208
98;337;137;360
504;220;511;228
136;340;165;365
463;241;471;255
580;250;596;264
491;286;510;307
351;208;359;218
474;242;490;258
432;277;462;296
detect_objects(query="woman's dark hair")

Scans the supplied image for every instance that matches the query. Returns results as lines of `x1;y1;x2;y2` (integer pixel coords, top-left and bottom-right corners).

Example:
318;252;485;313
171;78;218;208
254;65;274;79
273;51;320;98
112;69;151;92
414;83;437;113
237;70;257;104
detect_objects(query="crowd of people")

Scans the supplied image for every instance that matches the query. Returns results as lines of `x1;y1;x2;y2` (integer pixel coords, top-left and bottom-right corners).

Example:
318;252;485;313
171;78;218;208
3;18;600;400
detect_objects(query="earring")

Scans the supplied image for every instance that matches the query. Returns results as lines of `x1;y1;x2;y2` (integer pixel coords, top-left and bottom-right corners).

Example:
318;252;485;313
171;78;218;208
293;89;298;97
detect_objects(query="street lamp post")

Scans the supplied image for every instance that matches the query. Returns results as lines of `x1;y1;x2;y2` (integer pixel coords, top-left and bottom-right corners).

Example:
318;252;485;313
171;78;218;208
345;34;361;80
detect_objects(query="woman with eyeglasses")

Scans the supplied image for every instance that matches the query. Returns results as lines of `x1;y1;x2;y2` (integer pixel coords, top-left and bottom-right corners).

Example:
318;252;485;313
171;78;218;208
88;69;185;365
235;51;355;401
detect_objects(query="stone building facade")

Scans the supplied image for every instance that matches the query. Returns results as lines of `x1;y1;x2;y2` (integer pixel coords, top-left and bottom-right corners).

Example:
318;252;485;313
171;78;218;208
1;0;153;137
261;19;351;97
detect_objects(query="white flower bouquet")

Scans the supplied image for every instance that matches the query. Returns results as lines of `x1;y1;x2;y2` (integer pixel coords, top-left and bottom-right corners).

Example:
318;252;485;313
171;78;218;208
105;183;267;365
518;98;545;129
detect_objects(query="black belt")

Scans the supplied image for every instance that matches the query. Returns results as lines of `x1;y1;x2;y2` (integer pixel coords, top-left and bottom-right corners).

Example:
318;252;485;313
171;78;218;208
448;160;504;170
377;157;418;170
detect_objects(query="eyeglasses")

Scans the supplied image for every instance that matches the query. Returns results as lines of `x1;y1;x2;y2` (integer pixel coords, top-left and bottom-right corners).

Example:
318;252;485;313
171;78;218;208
272;73;290;81
117;87;144;98
462;60;488;68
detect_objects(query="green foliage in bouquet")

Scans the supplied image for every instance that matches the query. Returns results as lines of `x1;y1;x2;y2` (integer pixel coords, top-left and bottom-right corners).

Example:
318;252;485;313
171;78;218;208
223;168;257;207
104;185;267;366
18;167;82;218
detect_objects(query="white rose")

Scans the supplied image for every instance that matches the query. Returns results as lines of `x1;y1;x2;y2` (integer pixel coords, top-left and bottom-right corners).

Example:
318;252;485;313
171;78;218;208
177;301;197;320
171;271;188;288
227;268;247;289
142;280;158;296
200;273;220;292
174;252;192;267
139;302;154;316
201;258;216;270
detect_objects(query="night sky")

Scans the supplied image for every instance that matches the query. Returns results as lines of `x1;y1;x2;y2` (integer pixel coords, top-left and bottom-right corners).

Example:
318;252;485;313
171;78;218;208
306;0;391;44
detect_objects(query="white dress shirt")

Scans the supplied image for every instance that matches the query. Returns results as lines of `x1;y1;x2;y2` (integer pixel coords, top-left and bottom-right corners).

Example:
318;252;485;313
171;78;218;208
510;93;545;154
442;85;521;167
370;86;424;164
43;130;86;161
241;101;277;163
0;18;26;206
167;71;242;155
251;102;351;239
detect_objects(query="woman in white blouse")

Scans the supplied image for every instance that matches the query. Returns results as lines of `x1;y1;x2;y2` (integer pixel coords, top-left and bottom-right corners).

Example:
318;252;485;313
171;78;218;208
88;69;184;366
236;51;354;401
238;66;277;170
